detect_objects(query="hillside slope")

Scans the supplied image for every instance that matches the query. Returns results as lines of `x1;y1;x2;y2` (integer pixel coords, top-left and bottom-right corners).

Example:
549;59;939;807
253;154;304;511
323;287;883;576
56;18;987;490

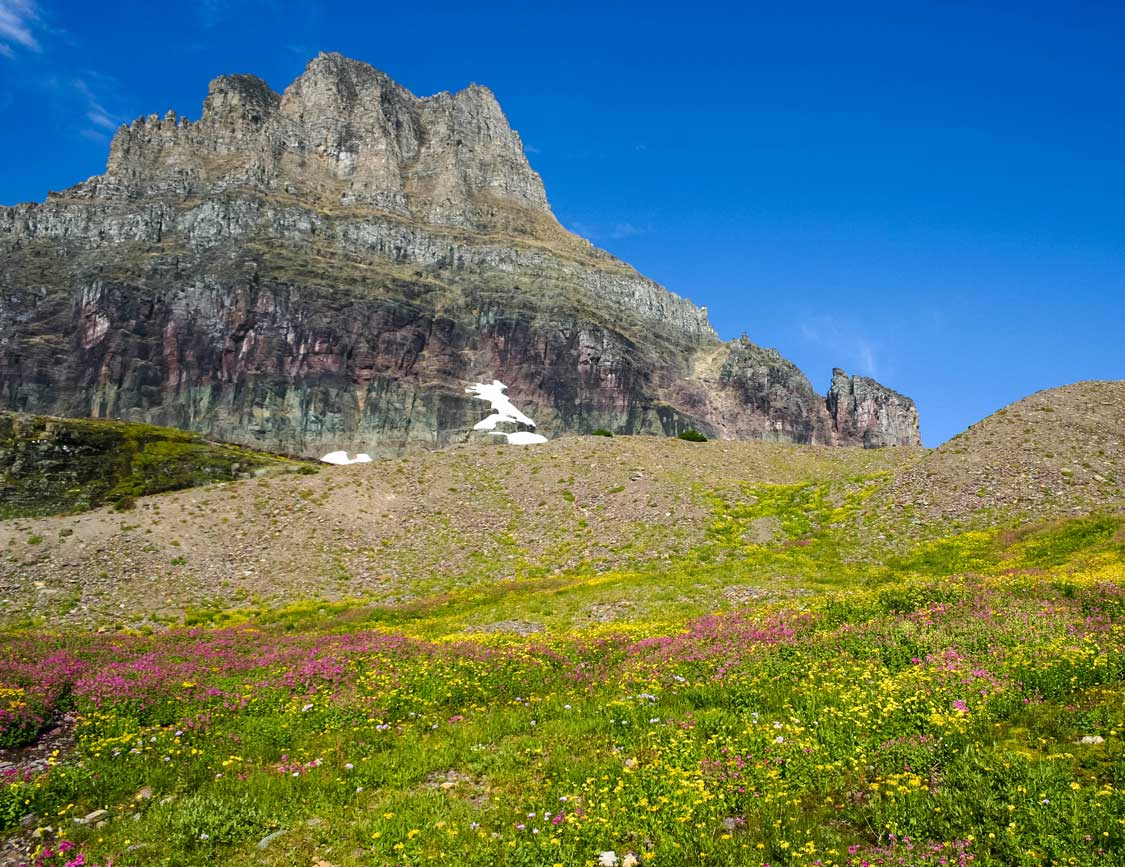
1;380;1120;630
0;435;917;626
876;380;1125;530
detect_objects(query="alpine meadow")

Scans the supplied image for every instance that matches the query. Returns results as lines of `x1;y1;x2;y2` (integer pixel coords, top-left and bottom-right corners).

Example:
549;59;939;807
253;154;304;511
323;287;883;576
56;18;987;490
0;12;1123;867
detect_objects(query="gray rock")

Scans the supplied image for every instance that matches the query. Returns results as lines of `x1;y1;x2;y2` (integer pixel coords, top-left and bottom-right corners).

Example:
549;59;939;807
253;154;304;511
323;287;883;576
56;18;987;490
826;368;921;447
257;830;288;849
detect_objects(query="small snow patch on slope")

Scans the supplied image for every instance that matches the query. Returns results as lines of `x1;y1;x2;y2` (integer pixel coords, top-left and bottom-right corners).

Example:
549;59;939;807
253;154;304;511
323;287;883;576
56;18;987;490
491;430;549;445
321;451;373;465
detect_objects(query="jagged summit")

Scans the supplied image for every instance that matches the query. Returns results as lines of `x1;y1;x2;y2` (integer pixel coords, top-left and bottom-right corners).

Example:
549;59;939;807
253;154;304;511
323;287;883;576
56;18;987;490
0;54;921;456
91;52;553;235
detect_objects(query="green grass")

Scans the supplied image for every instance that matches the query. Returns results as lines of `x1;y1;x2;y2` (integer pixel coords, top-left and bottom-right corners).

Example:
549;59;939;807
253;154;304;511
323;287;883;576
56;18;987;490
3;555;1123;867
2;428;1123;867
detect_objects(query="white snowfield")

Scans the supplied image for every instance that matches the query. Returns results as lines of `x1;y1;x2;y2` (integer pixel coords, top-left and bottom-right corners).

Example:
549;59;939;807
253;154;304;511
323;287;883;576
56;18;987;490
467;380;547;445
320;451;373;465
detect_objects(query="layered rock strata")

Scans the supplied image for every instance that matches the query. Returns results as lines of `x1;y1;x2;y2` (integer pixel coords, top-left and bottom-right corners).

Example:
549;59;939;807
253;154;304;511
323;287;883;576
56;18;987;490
0;53;921;456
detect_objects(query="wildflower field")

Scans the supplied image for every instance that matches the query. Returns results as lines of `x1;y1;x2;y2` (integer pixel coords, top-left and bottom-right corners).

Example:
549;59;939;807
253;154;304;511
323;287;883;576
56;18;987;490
2;504;1123;866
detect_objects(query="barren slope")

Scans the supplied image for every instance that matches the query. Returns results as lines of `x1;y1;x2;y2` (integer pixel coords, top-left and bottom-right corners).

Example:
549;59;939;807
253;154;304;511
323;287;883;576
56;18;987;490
875;380;1125;530
2;380;1122;630
0;436;916;626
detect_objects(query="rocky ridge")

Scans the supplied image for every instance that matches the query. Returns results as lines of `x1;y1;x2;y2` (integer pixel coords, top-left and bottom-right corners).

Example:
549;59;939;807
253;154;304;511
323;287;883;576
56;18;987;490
0;53;920;456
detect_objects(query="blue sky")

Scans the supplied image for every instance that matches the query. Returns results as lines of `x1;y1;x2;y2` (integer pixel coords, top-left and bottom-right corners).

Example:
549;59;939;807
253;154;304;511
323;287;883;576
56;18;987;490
1;1;1122;445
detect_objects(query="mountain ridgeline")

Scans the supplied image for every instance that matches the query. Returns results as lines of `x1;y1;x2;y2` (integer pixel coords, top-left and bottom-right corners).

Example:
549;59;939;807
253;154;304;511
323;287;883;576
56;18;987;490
0;53;920;457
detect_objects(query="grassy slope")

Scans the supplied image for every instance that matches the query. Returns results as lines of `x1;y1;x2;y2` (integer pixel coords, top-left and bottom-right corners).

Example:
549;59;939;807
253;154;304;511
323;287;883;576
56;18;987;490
1;523;1123;867
2;381;1122;632
0;381;1123;867
0;436;918;628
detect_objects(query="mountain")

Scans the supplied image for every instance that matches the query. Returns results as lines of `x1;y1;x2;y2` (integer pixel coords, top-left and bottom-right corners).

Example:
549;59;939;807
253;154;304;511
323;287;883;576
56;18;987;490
0;53;920;457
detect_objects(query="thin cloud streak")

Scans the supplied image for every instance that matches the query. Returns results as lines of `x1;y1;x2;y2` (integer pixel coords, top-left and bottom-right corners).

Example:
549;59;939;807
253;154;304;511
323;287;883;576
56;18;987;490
799;315;881;378
86;106;117;130
72;77;122;140
0;0;40;53
566;220;652;242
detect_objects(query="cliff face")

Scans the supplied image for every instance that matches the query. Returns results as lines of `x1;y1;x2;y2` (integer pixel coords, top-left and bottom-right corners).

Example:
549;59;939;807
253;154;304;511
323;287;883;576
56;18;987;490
826;368;922;449
0;53;921;456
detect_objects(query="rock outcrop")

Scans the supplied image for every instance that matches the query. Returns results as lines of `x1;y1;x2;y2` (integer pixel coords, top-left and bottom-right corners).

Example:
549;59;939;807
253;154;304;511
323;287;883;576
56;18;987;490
826;368;921;448
0;412;289;518
0;53;921;456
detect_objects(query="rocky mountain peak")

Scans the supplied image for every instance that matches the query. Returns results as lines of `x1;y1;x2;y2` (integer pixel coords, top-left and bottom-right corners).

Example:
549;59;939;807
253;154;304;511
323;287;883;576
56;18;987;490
0;54;923;457
99;52;551;232
203;73;280;121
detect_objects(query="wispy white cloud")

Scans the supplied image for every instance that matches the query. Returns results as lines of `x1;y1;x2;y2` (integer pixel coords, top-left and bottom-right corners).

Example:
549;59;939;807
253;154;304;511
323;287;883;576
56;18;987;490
0;0;41;55
86;106;117;130
799;315;881;378
72;76;122;140
610;222;643;239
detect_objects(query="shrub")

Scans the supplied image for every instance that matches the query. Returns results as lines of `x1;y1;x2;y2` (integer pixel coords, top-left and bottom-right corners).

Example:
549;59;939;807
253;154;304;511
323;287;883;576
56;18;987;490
591;428;614;437
677;428;707;442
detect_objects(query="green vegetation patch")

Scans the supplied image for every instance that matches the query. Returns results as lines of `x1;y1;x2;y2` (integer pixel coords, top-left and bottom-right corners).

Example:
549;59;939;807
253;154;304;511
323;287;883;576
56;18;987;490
0;413;300;518
676;428;707;442
1;565;1123;867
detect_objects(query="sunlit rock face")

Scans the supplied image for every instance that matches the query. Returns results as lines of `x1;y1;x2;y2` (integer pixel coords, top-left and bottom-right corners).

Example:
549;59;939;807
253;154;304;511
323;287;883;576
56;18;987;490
826;369;921;449
0;53;920;457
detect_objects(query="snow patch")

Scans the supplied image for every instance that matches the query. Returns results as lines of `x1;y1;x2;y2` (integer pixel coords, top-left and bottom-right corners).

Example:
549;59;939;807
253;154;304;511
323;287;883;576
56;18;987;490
320;451;373;465
466;380;537;430
466;380;546;445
